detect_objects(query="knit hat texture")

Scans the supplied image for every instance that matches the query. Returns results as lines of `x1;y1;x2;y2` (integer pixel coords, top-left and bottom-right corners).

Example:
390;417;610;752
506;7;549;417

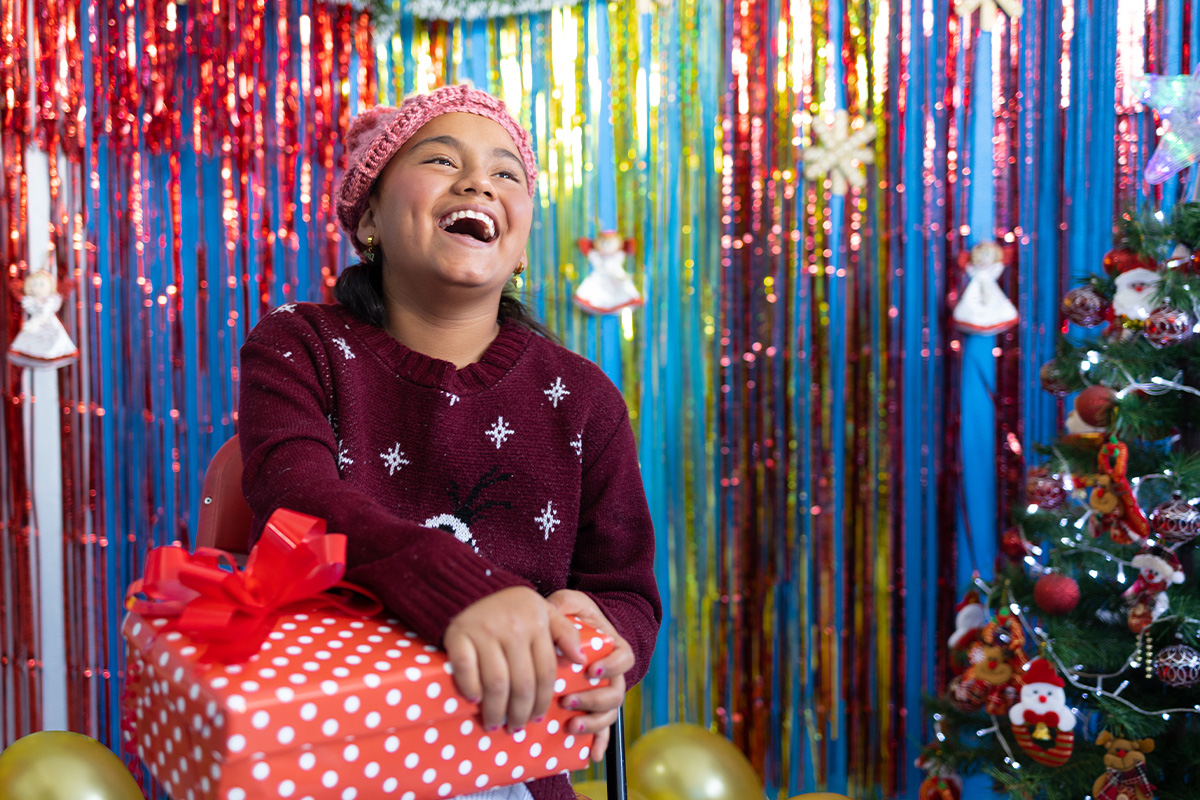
1022;658;1064;688
335;84;538;251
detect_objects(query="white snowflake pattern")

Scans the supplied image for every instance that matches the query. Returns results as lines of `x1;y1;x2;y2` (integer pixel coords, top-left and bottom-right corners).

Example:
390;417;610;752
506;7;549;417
379;443;410;476
442;391;460;406
801;109;878;196
570;432;583;461
485;416;515;449
534;501;561;540
273;303;297;314
543;377;571;408
337;441;354;470
332;337;356;360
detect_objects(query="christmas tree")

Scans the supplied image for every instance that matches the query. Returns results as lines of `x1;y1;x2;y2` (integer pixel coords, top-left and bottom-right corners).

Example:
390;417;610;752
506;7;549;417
920;202;1200;800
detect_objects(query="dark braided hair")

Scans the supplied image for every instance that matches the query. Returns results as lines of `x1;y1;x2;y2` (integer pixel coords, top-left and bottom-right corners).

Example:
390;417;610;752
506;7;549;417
333;257;558;342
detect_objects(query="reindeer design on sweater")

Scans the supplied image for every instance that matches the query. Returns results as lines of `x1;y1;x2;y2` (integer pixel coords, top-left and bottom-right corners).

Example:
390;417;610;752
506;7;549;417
422;467;513;552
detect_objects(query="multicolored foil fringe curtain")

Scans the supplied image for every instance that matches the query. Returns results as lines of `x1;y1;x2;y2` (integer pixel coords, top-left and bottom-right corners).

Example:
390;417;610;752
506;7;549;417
1;0;1195;797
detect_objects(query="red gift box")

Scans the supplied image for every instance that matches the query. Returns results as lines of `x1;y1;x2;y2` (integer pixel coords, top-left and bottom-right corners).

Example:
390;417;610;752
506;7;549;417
122;511;613;800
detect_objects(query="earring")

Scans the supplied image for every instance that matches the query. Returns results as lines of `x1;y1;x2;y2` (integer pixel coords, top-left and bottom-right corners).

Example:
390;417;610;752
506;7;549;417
364;235;379;264
513;259;526;276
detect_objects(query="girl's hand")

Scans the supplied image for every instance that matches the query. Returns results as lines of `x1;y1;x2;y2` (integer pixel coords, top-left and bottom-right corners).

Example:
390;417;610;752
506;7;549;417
546;589;636;762
444;586;585;733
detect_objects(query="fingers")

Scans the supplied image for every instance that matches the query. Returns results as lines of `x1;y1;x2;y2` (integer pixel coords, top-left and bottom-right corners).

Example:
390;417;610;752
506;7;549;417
529;626;559;726
591;725;610;764
443;632;482;705
548;607;584;664
562;672;625;737
587;632;634;681
567;706;619;740
501;638;536;733
476;640;511;732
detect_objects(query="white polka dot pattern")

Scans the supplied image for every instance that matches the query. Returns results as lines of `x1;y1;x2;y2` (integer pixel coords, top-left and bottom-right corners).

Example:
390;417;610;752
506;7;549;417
122;610;612;800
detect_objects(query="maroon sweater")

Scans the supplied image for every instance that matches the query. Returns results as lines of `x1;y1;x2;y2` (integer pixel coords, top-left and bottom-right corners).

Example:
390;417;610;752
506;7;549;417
237;302;660;800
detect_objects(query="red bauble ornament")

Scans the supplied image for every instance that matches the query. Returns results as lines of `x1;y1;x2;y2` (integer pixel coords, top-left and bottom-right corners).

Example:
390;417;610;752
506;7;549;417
1061;285;1108;327
948;675;987;712
1155;644;1200;688
1075;385;1117;428
1039;360;1071;397
1103;248;1158;277
1025;470;1066;510
1149;492;1200;545
1143;306;1195;347
1000;527;1030;558
1034;572;1081;615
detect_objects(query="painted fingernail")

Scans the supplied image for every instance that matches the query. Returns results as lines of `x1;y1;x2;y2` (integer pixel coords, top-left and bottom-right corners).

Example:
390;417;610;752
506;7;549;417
533;716;545;724
487;724;500;732
567;697;580;709
594;667;604;678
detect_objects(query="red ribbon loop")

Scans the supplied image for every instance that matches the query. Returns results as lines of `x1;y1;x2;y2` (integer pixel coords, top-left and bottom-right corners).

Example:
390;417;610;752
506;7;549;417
126;508;382;663
1022;709;1058;727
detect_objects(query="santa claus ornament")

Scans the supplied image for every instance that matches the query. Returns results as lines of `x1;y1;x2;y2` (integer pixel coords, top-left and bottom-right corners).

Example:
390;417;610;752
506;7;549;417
1124;541;1185;634
573;232;643;315
1104;249;1162;339
952;242;1018;335
1007;658;1076;767
7;266;79;369
947;589;986;675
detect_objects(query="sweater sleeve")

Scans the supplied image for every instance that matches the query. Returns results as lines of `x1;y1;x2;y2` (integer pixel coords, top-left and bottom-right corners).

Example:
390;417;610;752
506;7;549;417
237;309;533;643
570;407;662;687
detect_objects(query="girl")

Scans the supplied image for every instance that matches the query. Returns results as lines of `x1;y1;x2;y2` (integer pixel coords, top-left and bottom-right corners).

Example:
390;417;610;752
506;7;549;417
237;84;661;800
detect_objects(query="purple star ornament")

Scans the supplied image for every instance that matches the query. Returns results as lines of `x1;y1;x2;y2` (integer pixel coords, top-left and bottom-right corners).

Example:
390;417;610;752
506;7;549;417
1137;68;1200;185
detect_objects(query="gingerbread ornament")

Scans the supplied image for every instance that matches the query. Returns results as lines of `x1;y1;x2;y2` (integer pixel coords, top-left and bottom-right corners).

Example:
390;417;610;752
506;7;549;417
1092;730;1156;800
1088;440;1150;545
962;609;1027;715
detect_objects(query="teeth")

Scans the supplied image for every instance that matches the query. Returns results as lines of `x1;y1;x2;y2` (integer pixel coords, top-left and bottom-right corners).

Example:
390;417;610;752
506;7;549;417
439;210;496;241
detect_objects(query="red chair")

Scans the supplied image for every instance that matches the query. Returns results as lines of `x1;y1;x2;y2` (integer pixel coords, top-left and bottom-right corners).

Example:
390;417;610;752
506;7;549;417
195;435;629;799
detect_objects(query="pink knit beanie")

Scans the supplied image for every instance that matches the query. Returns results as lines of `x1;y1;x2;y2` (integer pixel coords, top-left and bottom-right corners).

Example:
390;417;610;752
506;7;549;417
335;84;538;251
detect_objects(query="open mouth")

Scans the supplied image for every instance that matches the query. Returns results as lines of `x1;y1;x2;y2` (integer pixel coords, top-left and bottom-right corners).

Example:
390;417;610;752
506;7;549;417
437;209;497;243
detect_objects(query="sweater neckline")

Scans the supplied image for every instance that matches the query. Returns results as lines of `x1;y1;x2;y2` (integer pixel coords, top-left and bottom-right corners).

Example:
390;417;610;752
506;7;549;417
337;306;532;395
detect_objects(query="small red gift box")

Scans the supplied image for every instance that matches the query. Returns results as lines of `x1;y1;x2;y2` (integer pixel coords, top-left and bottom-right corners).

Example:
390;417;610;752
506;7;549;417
122;510;612;800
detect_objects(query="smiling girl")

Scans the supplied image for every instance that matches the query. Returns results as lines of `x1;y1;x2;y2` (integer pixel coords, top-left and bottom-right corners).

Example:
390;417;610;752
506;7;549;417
236;85;661;800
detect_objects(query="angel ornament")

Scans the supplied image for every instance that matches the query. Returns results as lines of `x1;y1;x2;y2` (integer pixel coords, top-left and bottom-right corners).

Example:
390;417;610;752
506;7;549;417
8;266;79;369
573;232;643;315
952;242;1018;335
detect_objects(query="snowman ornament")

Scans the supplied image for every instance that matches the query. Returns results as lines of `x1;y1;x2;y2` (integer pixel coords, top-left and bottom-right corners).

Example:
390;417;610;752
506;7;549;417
1008;657;1076;767
1124;542;1185;634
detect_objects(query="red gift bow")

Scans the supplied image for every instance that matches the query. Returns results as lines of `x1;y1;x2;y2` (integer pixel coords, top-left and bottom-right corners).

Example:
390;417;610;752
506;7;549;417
1022;709;1060;728
126;508;382;663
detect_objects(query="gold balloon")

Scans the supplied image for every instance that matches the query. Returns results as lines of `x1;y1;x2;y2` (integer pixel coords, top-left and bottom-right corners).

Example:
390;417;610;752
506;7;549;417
628;723;765;800
574;779;652;800
0;731;142;800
